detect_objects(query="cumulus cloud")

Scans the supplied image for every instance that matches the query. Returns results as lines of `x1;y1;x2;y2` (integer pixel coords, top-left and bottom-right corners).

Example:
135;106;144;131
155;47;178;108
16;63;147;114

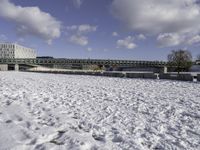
112;32;119;37
157;32;200;47
70;35;88;46
67;24;97;46
0;0;61;44
157;33;183;47
66;24;97;34
111;0;200;34
78;24;97;33
111;0;200;47
117;36;136;49
187;35;200;45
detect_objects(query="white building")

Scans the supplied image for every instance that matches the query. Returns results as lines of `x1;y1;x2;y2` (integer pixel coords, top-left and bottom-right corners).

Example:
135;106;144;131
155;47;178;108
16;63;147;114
0;43;36;59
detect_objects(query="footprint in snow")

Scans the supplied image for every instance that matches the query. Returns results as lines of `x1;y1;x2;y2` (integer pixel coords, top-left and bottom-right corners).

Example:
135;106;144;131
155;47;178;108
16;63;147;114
5;100;12;106
5;120;12;123
92;126;106;142
112;135;123;143
15;115;23;122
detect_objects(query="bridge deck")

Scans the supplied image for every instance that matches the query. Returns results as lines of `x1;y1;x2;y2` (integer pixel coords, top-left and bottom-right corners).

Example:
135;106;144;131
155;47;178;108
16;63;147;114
0;58;167;67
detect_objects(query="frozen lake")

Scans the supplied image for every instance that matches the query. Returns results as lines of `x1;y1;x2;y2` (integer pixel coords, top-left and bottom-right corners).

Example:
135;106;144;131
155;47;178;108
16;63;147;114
0;72;200;150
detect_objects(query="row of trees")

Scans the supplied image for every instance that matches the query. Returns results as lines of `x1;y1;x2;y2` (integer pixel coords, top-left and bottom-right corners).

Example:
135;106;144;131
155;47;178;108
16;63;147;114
167;49;199;74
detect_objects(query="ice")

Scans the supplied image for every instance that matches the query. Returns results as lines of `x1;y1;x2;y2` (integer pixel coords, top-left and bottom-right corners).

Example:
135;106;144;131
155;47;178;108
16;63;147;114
0;71;200;150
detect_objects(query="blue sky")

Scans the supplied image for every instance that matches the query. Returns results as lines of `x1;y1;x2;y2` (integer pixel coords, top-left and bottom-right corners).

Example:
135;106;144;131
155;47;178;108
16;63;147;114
0;0;200;60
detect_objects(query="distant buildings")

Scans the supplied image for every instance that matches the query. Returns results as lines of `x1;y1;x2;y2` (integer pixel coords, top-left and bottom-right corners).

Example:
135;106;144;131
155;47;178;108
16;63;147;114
0;42;36;59
36;56;54;59
196;60;200;65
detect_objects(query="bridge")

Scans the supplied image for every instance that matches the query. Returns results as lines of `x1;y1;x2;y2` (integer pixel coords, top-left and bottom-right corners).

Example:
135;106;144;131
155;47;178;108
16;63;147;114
0;58;168;72
0;58;167;66
2;58;198;72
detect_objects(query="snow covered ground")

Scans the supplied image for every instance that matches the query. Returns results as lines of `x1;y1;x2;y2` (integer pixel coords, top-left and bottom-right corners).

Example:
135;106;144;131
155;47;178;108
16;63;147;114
0;72;200;150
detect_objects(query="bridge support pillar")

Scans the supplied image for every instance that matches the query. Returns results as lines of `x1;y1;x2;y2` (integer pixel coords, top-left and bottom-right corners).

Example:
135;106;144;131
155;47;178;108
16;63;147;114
15;64;19;71
0;64;8;71
164;66;168;73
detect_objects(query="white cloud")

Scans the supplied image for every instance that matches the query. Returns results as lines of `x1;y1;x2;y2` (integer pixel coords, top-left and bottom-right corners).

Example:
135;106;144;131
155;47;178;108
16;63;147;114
157;33;183;47
72;0;83;8
137;34;146;40
187;35;200;45
66;24;97;34
0;0;61;44
157;33;200;47
111;0;200;34
67;24;97;46
112;32;119;37
111;0;200;47
117;36;136;49
70;34;88;46
78;24;97;33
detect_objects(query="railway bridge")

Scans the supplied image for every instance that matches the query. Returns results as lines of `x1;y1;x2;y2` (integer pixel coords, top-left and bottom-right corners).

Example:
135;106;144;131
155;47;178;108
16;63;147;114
0;58;168;72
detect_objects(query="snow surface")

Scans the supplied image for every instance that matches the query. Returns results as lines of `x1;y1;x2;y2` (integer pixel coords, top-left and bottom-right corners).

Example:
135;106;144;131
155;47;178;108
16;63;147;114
0;72;200;150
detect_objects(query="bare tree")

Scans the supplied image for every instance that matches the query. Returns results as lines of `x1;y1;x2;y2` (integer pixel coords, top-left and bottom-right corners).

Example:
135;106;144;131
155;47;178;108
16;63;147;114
168;50;193;74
